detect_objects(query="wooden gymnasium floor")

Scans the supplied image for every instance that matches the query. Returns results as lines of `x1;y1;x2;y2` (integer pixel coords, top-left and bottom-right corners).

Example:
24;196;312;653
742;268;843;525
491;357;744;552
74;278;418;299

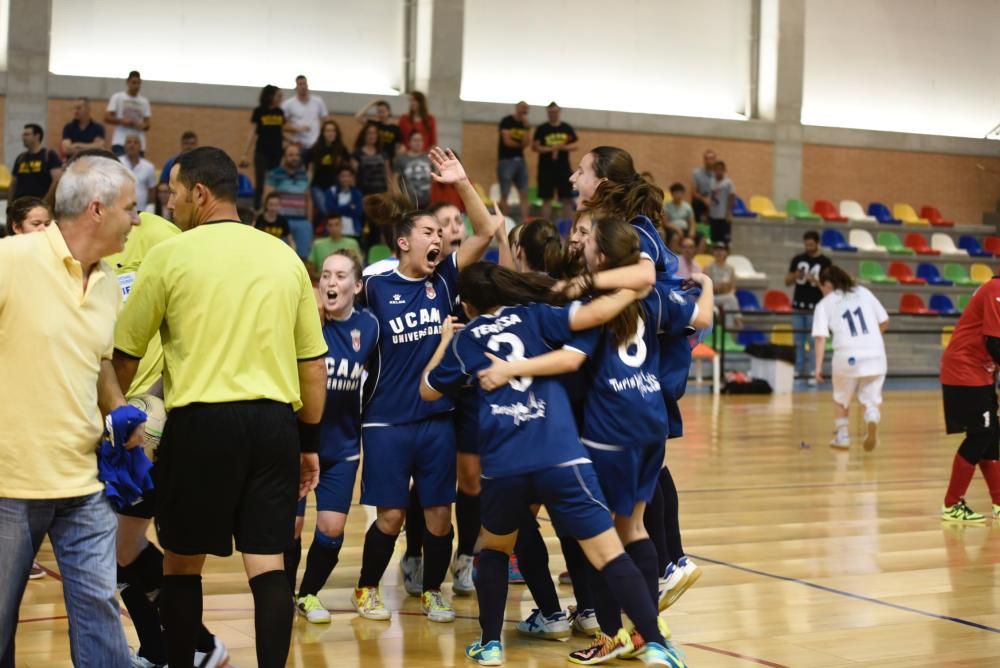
16;388;1000;667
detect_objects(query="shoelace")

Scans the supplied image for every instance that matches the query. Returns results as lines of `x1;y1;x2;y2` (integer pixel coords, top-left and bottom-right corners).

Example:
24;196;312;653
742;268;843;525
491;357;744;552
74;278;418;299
366;589;383;609
427;591;446;609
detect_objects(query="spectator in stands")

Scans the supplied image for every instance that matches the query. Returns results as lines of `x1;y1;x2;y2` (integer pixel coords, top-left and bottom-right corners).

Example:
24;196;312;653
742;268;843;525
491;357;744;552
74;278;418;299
307;213;361;279
676;236;701;279
786;230;832;384
119;135;157;212
255;192;295;249
355;99;402;161
323;165;364;240
283;75;330;149
691;148;716;222
61;98;105;158
431;201;466;255
158;131;198;184
5;196;52;236
352;122;390;196
708;160;735;244
105;70;151;156
151;182;171;217
263;144;312;258
664;182;695;238
532;102;578;220
240;84;287;210
393;131;433;208
10;124;63;199
497;101;531;222
309;121;352;219
398;91;437;148
707;241;742;330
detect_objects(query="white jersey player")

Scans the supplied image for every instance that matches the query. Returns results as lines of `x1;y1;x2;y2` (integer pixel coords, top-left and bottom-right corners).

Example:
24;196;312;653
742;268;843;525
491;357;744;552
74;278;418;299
812;265;889;450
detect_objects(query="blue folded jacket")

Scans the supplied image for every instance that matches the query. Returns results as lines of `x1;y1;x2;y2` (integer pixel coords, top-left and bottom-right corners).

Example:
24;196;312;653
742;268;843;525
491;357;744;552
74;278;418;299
97;405;154;511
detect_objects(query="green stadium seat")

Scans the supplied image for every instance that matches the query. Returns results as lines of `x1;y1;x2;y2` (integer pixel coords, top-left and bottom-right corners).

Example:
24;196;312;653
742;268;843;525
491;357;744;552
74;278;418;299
877;231;916;255
366;243;393;265
859;260;898;284
785;199;821;220
697;222;712;241
957;294;972;312
943;263;978;286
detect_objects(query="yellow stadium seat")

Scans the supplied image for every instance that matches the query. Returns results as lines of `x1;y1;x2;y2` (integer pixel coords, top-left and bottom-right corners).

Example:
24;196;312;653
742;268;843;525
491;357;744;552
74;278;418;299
0;164;11;191
893;202;929;225
970;263;993;284
941;326;954;348
771;324;793;346
749;195;787;220
695;254;714;268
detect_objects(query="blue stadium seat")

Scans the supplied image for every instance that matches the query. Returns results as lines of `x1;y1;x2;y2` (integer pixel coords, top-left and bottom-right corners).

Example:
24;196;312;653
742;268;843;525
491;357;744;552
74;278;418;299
736;329;767;346
735;289;761;311
928;294;958;314
868;202;901;224
556;218;573;238
732;196;756;218
820;229;857;252
957;235;993;257
237;173;254;199
483;247;500;264
916;263;953;286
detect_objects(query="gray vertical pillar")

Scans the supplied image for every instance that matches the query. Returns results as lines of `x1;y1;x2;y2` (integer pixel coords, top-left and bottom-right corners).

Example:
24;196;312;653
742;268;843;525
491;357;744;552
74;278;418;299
5;0;52;168
419;0;464;154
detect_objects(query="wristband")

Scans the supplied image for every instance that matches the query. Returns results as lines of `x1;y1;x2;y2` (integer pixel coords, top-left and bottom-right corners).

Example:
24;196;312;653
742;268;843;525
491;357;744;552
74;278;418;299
298;420;321;454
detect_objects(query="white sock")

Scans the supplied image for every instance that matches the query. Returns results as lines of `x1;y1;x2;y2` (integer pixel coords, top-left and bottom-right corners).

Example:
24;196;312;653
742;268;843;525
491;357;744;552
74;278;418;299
864;407;880;424
835;417;849;438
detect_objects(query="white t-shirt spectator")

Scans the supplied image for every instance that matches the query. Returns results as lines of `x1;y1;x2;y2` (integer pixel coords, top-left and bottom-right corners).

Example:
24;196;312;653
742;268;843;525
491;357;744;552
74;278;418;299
119;156;157;211
107;92;152;150
362;256;399;277
812;286;888;377
282;95;328;148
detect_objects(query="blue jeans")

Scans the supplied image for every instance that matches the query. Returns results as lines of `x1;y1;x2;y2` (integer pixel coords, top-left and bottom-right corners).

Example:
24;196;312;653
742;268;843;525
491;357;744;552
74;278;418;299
792;312;814;377
0;492;128;668
288;217;313;260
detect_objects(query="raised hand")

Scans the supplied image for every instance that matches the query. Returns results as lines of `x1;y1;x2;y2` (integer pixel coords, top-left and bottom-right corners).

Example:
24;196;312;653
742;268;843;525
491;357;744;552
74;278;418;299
429;146;468;184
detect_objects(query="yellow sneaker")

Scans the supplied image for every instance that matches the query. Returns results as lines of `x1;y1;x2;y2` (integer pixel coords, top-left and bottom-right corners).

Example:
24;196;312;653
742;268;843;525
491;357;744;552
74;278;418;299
420;589;455;623
568;628;633;664
352;586;391;620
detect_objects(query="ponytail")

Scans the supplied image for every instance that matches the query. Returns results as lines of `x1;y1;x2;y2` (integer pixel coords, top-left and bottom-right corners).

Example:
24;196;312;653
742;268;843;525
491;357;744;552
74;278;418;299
362;178;429;252
582;146;664;221
588;217;643;346
518;219;563;274
459;262;572;314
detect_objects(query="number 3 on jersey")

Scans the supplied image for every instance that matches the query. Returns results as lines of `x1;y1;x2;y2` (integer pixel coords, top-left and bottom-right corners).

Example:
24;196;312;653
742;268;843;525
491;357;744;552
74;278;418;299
487;333;533;391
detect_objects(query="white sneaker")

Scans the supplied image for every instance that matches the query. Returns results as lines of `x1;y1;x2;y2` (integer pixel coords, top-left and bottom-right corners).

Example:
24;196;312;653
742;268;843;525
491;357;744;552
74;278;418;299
451;553;475;596
830;432;850;449
128;649;162;668
517;608;571;640
193;635;229;668
568;605;600;636
297;594;332;624
657;561;688;611
399;554;423;597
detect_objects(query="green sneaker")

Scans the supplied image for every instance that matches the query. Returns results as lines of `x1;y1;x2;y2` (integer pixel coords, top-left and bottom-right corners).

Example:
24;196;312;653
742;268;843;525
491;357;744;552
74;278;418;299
296;594;331;624
941;499;986;523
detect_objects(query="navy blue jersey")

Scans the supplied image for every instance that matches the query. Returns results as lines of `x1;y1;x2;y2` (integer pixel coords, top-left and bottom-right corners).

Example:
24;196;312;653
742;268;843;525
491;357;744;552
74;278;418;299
361;253;459;424
320;308;380;461
650;276;699;401
630;215;678;277
426;303;593;478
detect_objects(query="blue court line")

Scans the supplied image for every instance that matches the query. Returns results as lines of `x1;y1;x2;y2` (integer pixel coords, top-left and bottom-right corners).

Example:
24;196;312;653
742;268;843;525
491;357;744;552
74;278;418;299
687;553;1000;635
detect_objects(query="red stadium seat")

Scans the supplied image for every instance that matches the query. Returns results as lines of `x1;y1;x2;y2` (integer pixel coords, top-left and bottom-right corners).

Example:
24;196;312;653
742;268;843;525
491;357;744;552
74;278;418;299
899;293;936;315
984;236;1000;256
812;199;848;222
920;205;955;227
904;233;940;256
763;289;793;312
888;262;927;285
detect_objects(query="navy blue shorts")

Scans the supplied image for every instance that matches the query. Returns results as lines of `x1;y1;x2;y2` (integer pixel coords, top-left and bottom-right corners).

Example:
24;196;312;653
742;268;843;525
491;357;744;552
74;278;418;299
454;390;479;455
481;463;613;541
360;414;456;508
297;457;360;516
582;440;665;517
665;397;683;439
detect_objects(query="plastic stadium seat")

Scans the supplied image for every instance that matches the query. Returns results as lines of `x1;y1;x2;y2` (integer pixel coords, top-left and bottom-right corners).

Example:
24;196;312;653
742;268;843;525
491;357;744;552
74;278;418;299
941;325;954;347
483;248;500;263
839;200;877;222
771;324;793;346
709;330;745;354
904;233;939;256
728;254;767;280
737;329;767;346
970;263;993;284
785;199;821;220
736;289;761;311
366;243;393;265
237;173;254;199
821;228;857;252
900;293;936;315
749;195;787;219
732;196;756;219
813;199;848;222
877;231;915;255
931;233;968;256
957;294;972;311
929;294;958;314
695;253;714;269
696;223;712;240
763;289;793;312
849;229;887;254
957;235;993;257
893;203;930;225
916;263;952;286
556;218;573;238
984;236;1000;256
888;262;926;285
859;260;898;284
0;165;12;191
921;205;955;227
868;202;901;224
943;263;978;286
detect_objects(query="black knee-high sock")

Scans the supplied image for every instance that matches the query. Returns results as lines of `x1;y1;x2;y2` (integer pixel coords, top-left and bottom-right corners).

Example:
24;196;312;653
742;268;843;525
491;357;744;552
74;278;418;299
249;570;293;668
659;467;685;563
160;574;202;668
298;532;343;597
600;554;664;646
476;549;508;643
422;527;454;591
625;539;660;607
644;483;670;574
560;536;593;610
587;560;622;635
514;520;561;616
283;537;302;594
358;523;399;588
405;488;425;558
455;491;481;557
118;561;167;664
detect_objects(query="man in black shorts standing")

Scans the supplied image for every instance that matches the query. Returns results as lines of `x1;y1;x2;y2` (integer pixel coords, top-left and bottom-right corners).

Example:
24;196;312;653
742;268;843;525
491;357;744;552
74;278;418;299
532;102;578;220
939;275;1000;523
113;147;328;668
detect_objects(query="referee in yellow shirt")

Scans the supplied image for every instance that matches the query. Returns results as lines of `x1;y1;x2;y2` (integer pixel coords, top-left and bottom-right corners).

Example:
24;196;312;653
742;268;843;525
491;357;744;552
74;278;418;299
113;147;327;668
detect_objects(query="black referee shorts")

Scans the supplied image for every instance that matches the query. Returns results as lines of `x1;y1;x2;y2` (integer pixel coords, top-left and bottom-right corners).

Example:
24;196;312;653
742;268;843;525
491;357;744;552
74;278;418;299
154;400;299;557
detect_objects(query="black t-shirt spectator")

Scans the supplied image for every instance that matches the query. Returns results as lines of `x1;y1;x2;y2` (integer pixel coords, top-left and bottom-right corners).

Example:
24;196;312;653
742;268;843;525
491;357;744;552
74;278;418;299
251;106;286;162
788;253;832;310
377;122;402;161
255;214;291;240
62;120;106;147
498;115;528;160
311;146;352;190
353;149;388;195
534;122;578;173
12;149;62;199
